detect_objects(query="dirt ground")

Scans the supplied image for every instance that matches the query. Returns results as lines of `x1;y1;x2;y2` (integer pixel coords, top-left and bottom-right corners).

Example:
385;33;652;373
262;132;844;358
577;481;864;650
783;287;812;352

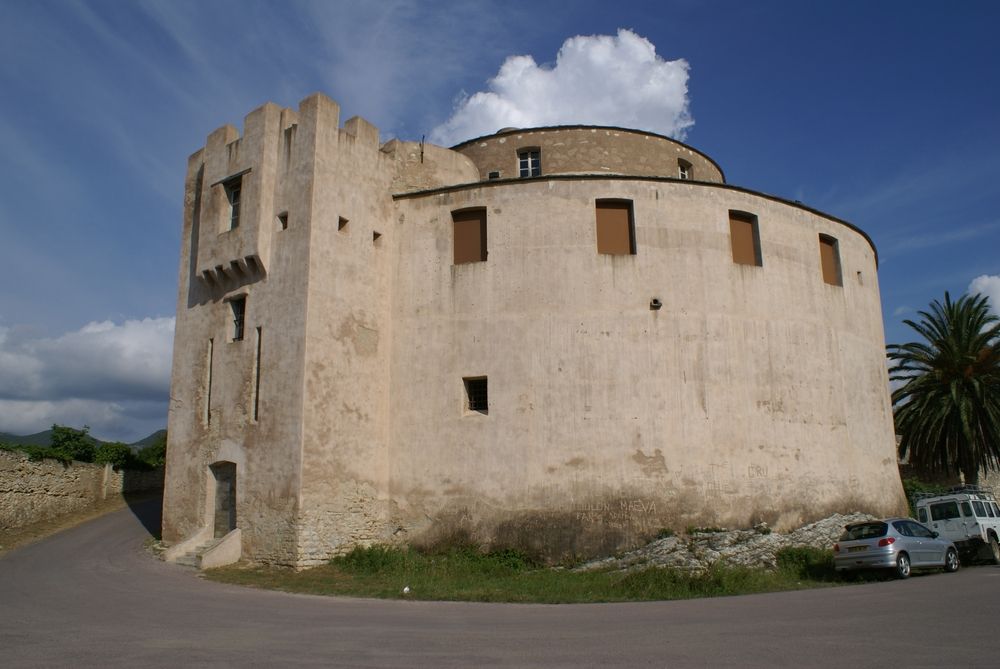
0;493;161;557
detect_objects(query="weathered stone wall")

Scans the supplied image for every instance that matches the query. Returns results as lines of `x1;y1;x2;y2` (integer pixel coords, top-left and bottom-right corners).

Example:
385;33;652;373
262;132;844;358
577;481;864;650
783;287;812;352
453;126;724;183
0;450;164;531
389;177;905;561
164;94;905;567
384;139;480;194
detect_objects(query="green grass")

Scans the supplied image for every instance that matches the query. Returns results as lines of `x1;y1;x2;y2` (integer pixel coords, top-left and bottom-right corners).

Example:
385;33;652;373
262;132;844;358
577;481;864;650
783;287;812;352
204;543;856;604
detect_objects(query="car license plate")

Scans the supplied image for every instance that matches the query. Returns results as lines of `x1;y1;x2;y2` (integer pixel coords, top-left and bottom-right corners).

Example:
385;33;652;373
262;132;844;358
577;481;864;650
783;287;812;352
848;546;867;553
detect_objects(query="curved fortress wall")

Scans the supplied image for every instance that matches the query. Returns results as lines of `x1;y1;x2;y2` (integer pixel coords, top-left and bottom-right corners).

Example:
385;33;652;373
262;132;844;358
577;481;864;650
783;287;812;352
164;93;905;566
452;126;724;182
389;177;904;557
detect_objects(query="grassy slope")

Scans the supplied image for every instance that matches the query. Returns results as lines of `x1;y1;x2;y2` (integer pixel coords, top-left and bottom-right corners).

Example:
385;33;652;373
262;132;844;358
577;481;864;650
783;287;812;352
205;544;852;604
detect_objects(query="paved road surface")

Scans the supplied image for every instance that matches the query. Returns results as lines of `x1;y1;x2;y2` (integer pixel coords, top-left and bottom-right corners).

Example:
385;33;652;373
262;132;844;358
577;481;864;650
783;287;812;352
3;499;999;667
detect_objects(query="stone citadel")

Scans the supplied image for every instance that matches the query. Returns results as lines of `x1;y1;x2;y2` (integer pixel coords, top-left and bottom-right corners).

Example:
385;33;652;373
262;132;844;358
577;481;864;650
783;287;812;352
162;93;907;567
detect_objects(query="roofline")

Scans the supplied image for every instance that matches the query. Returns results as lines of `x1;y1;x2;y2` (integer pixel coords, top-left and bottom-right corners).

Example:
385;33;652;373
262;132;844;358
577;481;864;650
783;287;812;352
392;174;878;266
448;125;726;184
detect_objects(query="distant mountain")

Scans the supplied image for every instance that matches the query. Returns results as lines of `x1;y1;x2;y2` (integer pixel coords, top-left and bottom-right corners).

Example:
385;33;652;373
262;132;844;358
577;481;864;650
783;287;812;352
0;427;166;450
0;430;55;447
130;429;167;449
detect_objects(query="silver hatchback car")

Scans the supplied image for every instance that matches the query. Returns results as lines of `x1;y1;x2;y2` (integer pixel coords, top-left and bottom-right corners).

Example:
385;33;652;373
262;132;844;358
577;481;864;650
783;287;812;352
833;518;960;578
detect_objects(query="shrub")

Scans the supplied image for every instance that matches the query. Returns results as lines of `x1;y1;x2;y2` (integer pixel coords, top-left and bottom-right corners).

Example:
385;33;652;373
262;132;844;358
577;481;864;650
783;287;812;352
775;546;836;580
332;542;538;577
901;477;948;514
50;424;96;462
94;442;135;468
479;548;537;572
1;441;71;463
335;545;413;573
135;432;167;467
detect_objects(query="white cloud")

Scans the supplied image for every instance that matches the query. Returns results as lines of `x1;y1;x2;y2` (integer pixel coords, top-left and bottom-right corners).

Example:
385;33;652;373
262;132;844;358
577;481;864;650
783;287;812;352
429;29;693;146
969;274;1000;315
0;317;174;441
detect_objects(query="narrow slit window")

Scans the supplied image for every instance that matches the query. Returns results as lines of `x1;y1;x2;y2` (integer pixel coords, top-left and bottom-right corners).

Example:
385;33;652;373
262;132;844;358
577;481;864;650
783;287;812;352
464;377;488;414
252;327;262;421
230;297;246;342
373;231;382;244
224;177;242;230
518;149;541;177
595;200;636;255
452;208;487;264
819;234;843;286
205;339;214;425
338;216;349;231
277;212;288;230
729;211;762;266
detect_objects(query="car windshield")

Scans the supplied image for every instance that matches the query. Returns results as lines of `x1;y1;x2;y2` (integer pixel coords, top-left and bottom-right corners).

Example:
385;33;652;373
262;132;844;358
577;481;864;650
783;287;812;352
840;522;888;541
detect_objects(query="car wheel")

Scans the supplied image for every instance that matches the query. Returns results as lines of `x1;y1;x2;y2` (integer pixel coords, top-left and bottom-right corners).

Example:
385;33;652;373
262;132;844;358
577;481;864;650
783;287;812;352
895;553;911;579
990;536;1000;565
944;548;960;573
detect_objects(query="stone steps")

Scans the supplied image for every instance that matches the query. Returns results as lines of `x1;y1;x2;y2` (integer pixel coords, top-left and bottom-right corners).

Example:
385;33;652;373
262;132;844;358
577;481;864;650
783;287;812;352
173;537;224;569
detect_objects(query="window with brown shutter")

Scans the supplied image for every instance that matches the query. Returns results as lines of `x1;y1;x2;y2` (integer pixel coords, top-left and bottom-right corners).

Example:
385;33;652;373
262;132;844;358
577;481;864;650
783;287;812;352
452;208;487;264
819;234;842;286
729;211;761;266
595;200;635;255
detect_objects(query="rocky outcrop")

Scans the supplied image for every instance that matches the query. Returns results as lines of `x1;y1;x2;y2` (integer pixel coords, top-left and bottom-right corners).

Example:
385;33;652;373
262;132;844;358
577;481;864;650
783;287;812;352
575;513;875;573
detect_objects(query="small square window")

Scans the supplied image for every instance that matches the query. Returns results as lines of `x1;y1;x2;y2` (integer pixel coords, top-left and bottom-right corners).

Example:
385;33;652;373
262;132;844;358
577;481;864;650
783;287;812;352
518;149;541;177
463;377;488;414
229;297;246;342
488;171;501;180
678;159;692;180
224;177;242;230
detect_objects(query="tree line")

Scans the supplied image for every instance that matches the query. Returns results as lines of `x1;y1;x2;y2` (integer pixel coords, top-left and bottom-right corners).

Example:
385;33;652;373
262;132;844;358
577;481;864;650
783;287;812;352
0;425;166;470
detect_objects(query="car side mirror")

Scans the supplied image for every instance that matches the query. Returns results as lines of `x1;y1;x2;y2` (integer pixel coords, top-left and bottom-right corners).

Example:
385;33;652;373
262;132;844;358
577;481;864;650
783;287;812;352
931;531;939;538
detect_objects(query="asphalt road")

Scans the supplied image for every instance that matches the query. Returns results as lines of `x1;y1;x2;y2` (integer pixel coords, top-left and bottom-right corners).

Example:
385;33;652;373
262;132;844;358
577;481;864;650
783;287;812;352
2;500;999;668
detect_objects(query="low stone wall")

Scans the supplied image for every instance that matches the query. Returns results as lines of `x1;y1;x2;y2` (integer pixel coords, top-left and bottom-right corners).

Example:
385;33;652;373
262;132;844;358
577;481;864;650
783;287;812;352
0;450;164;531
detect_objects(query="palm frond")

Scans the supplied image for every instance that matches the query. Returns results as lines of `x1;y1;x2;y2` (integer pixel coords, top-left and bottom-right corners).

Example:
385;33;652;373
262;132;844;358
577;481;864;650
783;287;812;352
888;291;1000;482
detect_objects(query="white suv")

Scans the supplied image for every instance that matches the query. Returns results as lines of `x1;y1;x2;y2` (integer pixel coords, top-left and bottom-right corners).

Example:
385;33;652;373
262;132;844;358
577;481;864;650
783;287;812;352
914;486;1000;563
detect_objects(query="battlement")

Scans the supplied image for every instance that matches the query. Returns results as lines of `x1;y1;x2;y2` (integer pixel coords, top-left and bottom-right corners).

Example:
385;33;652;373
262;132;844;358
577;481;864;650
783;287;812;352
183;93;397;298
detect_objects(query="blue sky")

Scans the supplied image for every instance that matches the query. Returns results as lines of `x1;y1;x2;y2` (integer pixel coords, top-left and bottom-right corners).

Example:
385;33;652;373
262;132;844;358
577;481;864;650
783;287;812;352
1;0;998;440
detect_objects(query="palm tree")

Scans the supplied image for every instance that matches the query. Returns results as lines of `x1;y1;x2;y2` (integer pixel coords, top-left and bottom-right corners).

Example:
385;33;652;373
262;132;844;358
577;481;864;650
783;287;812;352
888;292;1000;486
